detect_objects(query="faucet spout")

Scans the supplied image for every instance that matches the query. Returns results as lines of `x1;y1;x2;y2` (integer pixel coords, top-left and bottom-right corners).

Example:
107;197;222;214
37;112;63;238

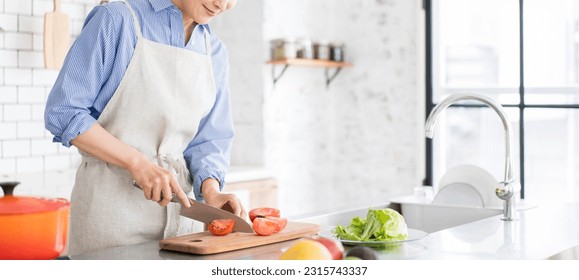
425;93;518;221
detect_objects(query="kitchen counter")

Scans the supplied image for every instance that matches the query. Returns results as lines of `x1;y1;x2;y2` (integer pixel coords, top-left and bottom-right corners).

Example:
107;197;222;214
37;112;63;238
416;202;579;259
69;201;579;260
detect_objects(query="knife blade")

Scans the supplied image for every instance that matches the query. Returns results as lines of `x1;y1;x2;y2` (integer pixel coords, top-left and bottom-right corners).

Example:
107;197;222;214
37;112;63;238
179;197;254;233
132;181;254;233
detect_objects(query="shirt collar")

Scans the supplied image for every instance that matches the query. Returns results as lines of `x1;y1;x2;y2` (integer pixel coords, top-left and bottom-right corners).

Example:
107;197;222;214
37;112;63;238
148;0;175;12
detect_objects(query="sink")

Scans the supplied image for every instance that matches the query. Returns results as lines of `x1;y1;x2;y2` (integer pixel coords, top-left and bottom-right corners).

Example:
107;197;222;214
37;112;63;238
294;195;534;235
389;195;502;233
294;199;504;234
389;195;537;233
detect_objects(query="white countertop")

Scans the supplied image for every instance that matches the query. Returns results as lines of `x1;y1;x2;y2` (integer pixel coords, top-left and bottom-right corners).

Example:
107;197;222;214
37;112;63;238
225;166;273;183
69;201;579;260
413;202;579;259
297;198;579;260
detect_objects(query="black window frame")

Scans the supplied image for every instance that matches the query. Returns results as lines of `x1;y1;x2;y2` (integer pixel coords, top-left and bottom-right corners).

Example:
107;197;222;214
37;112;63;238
423;0;579;199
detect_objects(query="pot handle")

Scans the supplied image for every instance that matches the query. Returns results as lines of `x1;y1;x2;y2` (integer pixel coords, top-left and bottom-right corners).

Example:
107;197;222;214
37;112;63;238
0;181;20;196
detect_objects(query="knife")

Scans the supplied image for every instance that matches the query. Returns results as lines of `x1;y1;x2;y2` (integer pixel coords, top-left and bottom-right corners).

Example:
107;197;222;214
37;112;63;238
132;182;254;233
179;197;254;233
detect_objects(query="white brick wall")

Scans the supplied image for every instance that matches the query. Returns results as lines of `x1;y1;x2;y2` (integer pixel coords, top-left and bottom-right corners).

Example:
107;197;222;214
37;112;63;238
16;156;43;173
32;34;42;50
5;0;32;15
0;49;18;67
31;104;44;120
32;0;53;17
2;139;30;157
17;121;45;138
32;69;58;85
0;0;98;189
5;32;32;49
18;86;45;103
4;104;31;121
0;158;16;173
0;86;17;103
18;50;44;68
0;14;18;32
18;15;44;33
0;122;17;140
5;68;32;85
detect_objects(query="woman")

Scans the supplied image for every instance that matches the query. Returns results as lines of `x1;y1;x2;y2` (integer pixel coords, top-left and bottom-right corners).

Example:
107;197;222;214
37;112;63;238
44;0;245;255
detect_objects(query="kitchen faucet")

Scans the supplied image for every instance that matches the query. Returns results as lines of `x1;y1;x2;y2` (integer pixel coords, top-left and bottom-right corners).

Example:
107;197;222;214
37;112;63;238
424;93;519;221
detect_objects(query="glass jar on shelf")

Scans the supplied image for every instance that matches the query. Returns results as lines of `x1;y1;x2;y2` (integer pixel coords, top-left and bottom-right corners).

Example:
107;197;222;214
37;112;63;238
296;37;313;59
330;43;345;62
270;38;297;60
313;40;330;60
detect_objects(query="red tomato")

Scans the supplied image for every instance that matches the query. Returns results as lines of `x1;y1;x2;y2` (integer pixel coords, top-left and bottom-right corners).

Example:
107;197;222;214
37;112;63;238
208;219;235;236
266;216;287;233
249;207;281;222
253;216;288;236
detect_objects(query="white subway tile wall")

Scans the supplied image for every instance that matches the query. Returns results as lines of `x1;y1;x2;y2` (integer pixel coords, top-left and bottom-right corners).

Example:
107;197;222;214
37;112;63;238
0;50;18;66
32;34;42;50
0;0;99;177
0;86;17;103
0;14;18;32
5;32;33;49
5;0;33;15
5;68;32;85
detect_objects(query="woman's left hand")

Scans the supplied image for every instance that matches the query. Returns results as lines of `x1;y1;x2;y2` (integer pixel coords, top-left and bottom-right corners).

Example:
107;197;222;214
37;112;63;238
201;178;248;220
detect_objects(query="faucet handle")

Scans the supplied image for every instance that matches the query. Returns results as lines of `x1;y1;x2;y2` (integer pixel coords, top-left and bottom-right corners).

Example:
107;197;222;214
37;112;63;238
495;181;514;200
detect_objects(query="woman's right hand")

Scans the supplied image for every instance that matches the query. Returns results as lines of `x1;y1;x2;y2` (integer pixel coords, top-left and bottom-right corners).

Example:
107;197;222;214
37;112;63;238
129;158;191;208
70;123;191;208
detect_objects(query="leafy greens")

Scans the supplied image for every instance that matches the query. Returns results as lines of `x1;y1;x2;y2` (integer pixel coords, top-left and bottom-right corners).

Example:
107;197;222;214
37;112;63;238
332;208;408;242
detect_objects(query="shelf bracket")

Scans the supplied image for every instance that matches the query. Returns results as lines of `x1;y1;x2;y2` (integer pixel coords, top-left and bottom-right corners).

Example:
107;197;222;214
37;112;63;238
272;64;290;87
325;67;343;89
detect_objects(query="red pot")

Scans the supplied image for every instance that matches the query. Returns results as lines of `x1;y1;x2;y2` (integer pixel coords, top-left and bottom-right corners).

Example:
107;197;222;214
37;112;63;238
0;182;70;260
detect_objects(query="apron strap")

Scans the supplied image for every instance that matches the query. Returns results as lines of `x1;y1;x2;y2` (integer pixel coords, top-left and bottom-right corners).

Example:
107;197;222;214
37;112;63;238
123;1;143;39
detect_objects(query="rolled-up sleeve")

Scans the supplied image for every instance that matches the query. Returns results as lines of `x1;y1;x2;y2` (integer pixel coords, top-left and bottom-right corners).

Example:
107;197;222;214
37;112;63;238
45;6;119;147
185;43;234;201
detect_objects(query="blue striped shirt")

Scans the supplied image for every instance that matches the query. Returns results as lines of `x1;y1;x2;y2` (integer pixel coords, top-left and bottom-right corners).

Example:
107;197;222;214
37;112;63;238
44;0;234;200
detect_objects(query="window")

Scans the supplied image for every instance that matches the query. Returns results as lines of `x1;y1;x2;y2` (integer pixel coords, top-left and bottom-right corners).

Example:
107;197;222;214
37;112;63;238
425;0;579;203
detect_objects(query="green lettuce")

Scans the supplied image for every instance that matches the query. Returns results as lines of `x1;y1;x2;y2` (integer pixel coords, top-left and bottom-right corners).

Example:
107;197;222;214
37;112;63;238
332;208;408;242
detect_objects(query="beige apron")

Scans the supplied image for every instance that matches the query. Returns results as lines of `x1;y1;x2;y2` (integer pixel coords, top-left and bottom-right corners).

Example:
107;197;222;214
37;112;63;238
69;1;216;255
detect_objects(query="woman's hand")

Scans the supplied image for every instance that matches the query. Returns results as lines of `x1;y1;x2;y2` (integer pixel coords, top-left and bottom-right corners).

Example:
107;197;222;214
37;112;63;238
201;178;247;220
128;158;191;208
71;123;191;208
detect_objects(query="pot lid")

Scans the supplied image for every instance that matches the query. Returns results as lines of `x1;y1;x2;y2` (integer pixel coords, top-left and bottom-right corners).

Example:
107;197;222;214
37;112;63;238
0;182;70;215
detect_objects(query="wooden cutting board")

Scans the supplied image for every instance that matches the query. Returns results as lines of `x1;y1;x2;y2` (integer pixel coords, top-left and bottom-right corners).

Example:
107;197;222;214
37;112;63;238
160;221;321;255
44;0;70;69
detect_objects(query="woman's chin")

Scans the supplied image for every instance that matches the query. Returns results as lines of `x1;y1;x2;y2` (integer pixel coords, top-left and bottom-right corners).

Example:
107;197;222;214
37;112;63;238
195;18;213;25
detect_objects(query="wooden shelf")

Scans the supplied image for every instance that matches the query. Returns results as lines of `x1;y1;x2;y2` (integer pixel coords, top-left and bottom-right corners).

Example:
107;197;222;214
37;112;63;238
266;58;352;68
266;58;353;88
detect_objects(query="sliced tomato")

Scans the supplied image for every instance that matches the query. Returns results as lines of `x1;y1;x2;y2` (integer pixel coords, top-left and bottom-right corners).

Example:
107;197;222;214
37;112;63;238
208;219;235;236
266;216;287;233
249;207;281;222
252;216;288;236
